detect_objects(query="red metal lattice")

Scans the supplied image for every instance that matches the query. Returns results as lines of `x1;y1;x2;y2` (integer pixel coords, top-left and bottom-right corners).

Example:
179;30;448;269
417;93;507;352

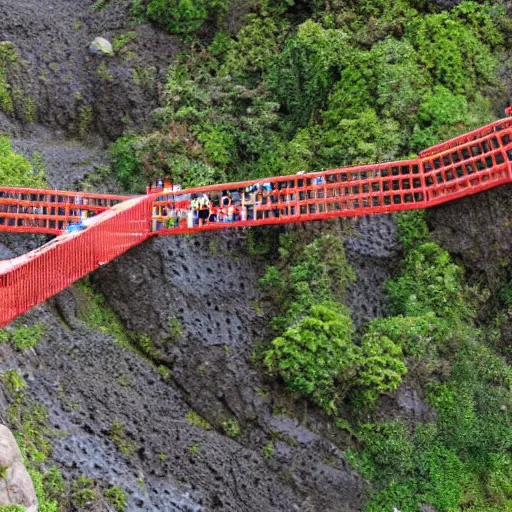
1;116;512;326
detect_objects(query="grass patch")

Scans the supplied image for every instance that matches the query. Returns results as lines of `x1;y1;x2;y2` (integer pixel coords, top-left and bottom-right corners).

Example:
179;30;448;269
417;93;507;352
104;486;127;511
110;419;138;456
76;280;130;348
221;418;240;438
113;32;137;52
186;410;211;430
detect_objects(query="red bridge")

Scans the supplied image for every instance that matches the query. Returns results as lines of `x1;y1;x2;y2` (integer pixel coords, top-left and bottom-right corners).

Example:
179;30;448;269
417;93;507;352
2;114;512;326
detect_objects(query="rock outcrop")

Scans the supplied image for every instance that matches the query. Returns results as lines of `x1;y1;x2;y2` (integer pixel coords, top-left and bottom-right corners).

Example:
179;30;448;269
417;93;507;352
0;424;37;512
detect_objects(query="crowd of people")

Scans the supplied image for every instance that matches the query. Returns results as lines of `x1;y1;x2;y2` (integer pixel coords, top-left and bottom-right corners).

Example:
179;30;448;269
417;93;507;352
150;172;332;231
151;182;281;230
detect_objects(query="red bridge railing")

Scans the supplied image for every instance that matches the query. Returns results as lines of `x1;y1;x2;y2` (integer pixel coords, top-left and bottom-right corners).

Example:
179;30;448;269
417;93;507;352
0;196;152;326
0;188;130;235
1;115;512;326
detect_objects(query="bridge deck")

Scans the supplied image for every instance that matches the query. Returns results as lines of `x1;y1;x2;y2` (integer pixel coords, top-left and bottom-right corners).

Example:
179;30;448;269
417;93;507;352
1;116;512;325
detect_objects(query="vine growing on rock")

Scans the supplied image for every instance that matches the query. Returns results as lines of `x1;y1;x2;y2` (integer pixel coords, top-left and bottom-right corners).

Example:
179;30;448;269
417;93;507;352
0;137;45;188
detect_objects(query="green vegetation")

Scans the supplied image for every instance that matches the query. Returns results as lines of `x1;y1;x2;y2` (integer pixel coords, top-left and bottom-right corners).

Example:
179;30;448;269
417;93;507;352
110;419;138;456
262;441;275;458
187;443;200;455
113;32;137;52
0;506;25;512
264;302;359;413
221;418;240;438
133;0;228;36
71;476;97;507
10;324;45;351
109;0;509;193
344;213;512;510
1;369;26;397
168;317;182;340
78;106;93;138
186;410;212;430
0;137;46;187
98;1;512;509
104;486;127;511
1;369;65;511
76;280;130;347
260;233;405;413
0;42;18;114
96;61;114;81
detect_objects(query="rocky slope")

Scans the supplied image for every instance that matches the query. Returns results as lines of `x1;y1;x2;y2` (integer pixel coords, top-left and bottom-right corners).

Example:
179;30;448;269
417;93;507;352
2;1;512;511
1;214;400;510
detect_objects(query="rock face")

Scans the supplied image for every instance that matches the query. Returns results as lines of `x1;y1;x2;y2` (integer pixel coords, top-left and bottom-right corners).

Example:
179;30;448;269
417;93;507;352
0;0;180;143
0;228;367;511
0;424;38;512
427;183;512;286
0;181;402;511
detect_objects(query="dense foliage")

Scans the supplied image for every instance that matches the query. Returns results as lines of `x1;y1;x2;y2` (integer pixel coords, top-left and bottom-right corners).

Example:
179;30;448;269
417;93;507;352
347;213;512;511
260;234;406;413
112;0;511;192
0;137;45;188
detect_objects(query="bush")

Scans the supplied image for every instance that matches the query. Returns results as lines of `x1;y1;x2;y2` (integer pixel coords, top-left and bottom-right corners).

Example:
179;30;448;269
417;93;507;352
144;0;227;36
260;234;355;330
109;134;145;193
266;20;349;131
355;332;407;405
0;137;45;188
221;418;240;438
11;324;45;351
104;486;127;512
385;242;473;322
264;302;358;413
366;313;449;361
395;210;430;252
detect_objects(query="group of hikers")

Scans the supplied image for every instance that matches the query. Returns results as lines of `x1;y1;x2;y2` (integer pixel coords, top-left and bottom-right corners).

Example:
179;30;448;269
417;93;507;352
151;181;278;230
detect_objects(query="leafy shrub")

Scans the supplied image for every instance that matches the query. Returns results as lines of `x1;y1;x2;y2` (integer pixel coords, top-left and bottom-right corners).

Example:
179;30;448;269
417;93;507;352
10;324;45;351
0;323;45;352
109;127;224;193
71;476;97;507
221;418;240;438
144;0;228;36
0;137;45;187
266;20;349;131
395;210;430;252
1;369;26;396
104;486;127;512
264;302;358;413
109;134;145;193
355;332;407;405
405;4;501;95
385;242;473;322
260;234;355;330
42;466;66;503
366;313;449;361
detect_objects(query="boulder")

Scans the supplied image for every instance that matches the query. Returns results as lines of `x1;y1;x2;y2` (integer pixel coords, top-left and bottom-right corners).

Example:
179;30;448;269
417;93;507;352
89;37;113;56
0;424;38;512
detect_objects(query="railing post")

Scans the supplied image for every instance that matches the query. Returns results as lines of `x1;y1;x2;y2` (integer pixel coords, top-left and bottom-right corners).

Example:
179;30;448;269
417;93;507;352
418;157;428;206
